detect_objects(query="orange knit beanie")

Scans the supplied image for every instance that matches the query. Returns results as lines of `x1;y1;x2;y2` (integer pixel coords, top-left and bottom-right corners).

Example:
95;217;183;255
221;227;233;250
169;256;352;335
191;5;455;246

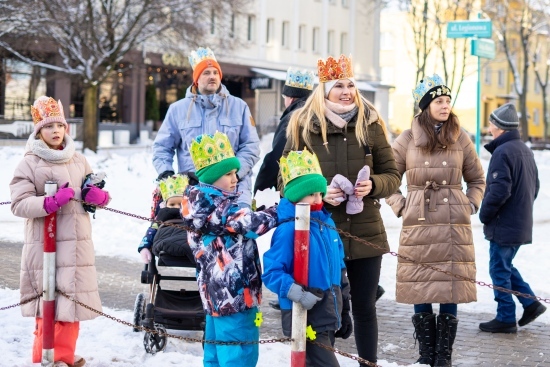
192;59;223;86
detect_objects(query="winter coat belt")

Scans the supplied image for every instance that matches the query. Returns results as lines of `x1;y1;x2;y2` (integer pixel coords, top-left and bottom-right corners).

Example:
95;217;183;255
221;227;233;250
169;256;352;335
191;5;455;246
408;181;462;221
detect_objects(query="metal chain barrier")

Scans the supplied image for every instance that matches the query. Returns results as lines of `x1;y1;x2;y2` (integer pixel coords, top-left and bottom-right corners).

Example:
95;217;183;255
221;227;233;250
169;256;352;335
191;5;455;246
57;290;291;346
0;293;42;311
310;217;550;305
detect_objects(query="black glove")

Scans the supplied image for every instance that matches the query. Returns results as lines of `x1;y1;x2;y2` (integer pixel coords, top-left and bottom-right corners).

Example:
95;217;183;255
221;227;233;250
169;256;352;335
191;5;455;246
335;298;353;339
180;171;199;186
157;170;175;181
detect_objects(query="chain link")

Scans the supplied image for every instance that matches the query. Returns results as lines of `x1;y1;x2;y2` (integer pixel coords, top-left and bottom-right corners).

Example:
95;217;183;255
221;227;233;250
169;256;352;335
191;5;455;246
0;293;42;311
308;339;381;367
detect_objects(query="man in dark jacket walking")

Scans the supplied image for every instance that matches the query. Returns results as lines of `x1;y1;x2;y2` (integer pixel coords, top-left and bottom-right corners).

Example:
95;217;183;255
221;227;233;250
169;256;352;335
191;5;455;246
479;103;546;334
254;67;314;194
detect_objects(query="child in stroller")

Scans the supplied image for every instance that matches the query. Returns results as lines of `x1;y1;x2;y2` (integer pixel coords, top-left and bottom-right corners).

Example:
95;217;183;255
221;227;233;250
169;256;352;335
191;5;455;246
137;174;194;264
134;173;204;354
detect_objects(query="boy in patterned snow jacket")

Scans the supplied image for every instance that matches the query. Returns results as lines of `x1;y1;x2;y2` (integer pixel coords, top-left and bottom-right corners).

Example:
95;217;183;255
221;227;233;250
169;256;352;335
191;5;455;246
262;148;351;367
181;132;278;367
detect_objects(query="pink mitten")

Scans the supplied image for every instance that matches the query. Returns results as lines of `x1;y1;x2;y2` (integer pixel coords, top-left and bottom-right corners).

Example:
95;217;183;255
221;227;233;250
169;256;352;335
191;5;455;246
140;248;152;264
43;183;75;214
82;185;110;206
330;174;354;202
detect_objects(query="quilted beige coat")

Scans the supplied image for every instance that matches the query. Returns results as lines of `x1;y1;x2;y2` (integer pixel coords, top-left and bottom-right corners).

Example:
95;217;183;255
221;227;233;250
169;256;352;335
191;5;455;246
385;119;485;304
10;149;102;322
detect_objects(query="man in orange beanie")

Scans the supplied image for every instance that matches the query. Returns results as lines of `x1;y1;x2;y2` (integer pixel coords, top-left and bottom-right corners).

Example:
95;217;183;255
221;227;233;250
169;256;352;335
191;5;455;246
153;46;260;207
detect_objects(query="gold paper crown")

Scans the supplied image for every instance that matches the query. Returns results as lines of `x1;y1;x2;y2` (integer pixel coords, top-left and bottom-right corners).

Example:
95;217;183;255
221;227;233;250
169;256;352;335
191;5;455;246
159;174;189;201
317;54;354;83
190;131;236;171
279;148;323;186
31;96;65;125
188;47;217;70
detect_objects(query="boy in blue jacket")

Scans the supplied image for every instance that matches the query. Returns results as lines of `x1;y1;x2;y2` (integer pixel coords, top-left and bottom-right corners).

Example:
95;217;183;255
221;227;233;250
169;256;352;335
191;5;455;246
181;131;278;367
263;148;352;367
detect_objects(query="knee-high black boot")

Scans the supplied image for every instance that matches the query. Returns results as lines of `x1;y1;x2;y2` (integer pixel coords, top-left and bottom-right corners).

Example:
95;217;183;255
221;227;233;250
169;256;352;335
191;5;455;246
434;313;458;367
412;312;436;366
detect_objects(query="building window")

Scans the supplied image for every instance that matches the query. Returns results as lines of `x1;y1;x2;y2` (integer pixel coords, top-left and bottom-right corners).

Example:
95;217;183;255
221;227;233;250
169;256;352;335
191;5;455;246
312;27;320;53
340;32;348;54
535;80;540;94
282;21;290;48
298;25;307;51
229;14;235;38
327;30;335;55
342;0;350;7
497;69;505;88
533;108;540;126
381;66;394;84
266;18;275;44
247;15;256;42
380;32;393;50
210;9;215;35
484;66;492;85
329;0;336;4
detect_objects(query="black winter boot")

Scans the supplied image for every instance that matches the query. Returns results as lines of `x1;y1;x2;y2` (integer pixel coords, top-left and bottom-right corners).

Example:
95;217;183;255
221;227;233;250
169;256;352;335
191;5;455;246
434;313;458;367
412;312;436;366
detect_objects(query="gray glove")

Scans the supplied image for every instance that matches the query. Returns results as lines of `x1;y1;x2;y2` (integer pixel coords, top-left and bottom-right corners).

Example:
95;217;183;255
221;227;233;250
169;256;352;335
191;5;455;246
287;283;322;310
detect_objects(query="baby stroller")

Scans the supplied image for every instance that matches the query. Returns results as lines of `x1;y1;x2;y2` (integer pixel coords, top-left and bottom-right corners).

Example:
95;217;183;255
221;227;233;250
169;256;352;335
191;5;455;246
133;186;205;354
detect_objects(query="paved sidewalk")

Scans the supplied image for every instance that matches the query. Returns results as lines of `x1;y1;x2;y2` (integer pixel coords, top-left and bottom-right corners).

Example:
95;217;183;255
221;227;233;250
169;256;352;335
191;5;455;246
1;240;548;366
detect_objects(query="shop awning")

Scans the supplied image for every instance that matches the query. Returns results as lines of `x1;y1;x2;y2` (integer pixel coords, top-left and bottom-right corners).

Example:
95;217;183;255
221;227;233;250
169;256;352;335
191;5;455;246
250;67;377;92
251;67;287;81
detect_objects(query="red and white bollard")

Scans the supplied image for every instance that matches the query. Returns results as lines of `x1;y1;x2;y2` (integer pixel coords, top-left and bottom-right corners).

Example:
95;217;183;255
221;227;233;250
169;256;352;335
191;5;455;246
42;181;57;366
291;203;310;367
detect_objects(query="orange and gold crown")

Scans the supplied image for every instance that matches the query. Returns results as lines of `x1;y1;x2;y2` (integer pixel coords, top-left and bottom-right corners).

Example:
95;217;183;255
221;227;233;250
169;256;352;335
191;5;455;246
317;54;354;83
31;96;65;125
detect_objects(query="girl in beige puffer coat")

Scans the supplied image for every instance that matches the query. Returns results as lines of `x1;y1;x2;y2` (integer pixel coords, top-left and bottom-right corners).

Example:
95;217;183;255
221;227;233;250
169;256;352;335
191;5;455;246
10;96;110;367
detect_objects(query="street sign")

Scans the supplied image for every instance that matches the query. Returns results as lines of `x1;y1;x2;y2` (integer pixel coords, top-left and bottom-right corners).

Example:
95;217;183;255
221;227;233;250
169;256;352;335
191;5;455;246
447;20;492;38
471;39;495;59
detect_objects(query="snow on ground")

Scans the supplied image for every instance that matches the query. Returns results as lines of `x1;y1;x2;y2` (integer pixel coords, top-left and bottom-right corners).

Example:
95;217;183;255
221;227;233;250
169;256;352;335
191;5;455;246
0;134;549;366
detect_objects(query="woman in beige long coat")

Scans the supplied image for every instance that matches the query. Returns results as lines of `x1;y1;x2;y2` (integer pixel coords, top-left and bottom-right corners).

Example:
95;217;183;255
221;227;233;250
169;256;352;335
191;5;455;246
386;75;485;367
10;96;110;367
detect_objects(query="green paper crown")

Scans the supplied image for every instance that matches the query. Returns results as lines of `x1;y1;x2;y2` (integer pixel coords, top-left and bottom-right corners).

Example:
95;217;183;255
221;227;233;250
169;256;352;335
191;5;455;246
280;148;323;186
190;131;236;171
159;174;189;201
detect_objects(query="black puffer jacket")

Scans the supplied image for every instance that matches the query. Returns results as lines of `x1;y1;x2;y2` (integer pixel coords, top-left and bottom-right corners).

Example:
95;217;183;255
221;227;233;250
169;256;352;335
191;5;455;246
152;207;194;263
480;129;539;245
254;97;307;193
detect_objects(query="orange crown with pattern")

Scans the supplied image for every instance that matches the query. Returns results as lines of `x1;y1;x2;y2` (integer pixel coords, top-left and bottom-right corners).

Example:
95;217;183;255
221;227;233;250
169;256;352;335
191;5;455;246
31;96;68;134
317;54;354;83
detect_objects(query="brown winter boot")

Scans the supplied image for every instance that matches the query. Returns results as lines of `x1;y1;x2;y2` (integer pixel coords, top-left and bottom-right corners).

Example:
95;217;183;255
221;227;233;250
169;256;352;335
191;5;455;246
412;312;436;366
434;313;458;367
71;355;86;367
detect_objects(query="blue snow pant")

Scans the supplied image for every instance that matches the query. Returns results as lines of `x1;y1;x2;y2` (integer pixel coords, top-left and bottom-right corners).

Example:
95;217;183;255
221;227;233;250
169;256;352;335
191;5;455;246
203;307;259;367
489;241;536;323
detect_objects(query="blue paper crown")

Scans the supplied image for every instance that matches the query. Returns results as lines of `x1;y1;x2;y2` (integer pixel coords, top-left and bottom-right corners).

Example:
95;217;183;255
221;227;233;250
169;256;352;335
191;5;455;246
188;47;217;70
285;68;314;90
412;74;450;104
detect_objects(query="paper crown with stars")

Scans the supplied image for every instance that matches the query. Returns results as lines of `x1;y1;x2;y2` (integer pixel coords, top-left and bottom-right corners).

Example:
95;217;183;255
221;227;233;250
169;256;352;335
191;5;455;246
280;148;327;202
31;96;68;134
188;47;223;86
190;132;240;184
412;74;452;110
159;174;189;201
317;54;354;83
282;67;315;99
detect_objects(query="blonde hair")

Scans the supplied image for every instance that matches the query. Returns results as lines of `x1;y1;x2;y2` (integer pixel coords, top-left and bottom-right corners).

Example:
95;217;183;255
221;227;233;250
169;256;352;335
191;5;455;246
287;83;389;150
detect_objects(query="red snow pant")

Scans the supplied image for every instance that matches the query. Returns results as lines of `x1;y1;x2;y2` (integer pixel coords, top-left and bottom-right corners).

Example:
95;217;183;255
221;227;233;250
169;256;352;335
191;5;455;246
32;317;80;365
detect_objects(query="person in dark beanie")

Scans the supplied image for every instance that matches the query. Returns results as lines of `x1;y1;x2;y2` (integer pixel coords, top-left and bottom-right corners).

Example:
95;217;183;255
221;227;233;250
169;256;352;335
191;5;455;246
254;67;314;194
479;103;546;333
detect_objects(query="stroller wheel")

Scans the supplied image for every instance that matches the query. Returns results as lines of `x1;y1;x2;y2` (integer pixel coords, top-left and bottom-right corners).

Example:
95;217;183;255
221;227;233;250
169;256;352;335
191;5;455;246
144;324;167;354
133;293;146;332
